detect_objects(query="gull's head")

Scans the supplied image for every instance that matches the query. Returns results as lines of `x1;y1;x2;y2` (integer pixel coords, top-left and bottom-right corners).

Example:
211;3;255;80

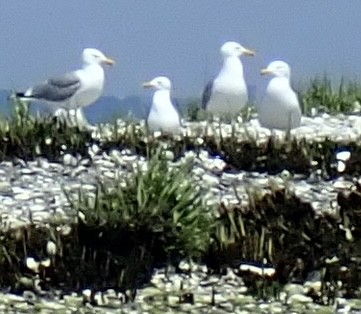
142;76;172;91
220;41;255;58
82;48;115;66
261;61;291;79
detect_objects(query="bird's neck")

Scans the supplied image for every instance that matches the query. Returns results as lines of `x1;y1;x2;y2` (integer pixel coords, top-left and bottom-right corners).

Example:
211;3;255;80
154;90;171;102
82;63;105;81
270;77;291;88
152;90;172;110
220;56;244;77
83;62;103;72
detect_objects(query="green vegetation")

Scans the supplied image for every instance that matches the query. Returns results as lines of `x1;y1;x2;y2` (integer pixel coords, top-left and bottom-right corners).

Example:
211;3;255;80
182;75;361;119
0;99;92;161
2;98;361;178
0;147;214;291
2;86;361;300
182;98;205;121
1;164;361;302
71;147;213;262
300;75;361;114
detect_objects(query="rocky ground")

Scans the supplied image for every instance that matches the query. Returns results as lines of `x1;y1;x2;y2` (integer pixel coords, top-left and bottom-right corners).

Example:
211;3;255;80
1;113;360;229
1;113;361;312
1;263;361;313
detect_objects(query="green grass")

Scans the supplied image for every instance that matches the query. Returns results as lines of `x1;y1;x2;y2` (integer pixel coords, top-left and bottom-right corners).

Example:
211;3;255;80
0;99;93;161
1;85;361;301
2;98;361;179
2;88;361;298
180;75;361;119
300;75;361;114
71;147;213;262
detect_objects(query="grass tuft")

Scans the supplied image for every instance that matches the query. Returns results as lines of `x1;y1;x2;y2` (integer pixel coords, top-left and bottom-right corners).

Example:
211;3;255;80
0;99;92;161
71;147;213;264
301;75;361;114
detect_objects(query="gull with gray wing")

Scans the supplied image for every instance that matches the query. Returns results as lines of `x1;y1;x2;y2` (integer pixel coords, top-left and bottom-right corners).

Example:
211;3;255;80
202;41;255;117
16;48;115;128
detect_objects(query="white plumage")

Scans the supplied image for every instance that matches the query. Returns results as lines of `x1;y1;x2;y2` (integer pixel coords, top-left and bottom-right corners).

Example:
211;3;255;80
258;61;301;130
142;76;181;134
17;48;114;127
202;41;255;116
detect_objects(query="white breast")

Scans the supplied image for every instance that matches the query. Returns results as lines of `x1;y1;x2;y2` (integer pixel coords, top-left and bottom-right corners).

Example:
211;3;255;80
72;64;105;108
258;78;301;130
147;90;181;133
207;57;248;115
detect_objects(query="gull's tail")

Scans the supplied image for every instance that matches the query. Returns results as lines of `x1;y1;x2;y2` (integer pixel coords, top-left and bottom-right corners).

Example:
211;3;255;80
15;92;34;99
13;90;36;103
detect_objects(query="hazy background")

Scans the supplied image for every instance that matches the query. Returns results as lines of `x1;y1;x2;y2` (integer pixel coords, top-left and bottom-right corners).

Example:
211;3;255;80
0;1;360;120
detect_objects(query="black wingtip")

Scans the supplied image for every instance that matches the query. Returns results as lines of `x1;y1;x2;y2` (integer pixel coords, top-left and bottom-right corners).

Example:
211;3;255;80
201;80;214;109
15;92;26;98
9;92;34;102
14;93;35;101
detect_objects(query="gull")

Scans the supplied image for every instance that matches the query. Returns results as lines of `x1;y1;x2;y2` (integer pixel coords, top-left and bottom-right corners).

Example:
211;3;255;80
16;48;115;128
258;60;301;130
202;41;255;117
142;76;181;134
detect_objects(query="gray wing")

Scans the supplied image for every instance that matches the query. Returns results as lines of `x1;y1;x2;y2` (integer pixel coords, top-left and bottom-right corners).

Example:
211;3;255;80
201;80;214;109
172;97;182;125
247;84;257;106
297;91;304;114
291;80;304;114
172;97;181;113
29;72;81;102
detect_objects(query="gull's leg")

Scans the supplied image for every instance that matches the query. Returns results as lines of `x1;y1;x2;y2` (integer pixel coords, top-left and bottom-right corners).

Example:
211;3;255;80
54;108;71;125
271;128;276;137
74;108;96;131
68;109;78;127
54;108;67;118
285;111;292;140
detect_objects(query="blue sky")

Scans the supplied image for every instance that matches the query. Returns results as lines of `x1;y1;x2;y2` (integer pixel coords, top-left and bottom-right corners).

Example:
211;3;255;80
0;1;361;102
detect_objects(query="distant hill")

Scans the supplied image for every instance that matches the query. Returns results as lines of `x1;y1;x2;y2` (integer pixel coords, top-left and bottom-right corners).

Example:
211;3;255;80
0;90;202;124
0;90;12;117
86;95;201;123
0;83;257;123
85;95;148;123
0;90;150;123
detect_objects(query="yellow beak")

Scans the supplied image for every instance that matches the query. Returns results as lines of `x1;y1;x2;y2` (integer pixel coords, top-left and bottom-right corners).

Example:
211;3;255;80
261;68;273;75
142;81;154;88
103;57;115;66
243;48;256;57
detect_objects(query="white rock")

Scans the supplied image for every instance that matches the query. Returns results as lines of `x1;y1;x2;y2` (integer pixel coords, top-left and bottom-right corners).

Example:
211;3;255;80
63;154;77;167
40;258;51;268
14;193;32;201
287;293;313;304
26;257;39;273
202;174;219;187
336;151;351;162
82;289;92;301
46;241;57;256
337;161;346;172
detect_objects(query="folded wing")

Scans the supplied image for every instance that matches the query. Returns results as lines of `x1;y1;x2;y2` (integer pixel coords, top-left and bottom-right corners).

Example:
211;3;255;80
24;72;81;102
